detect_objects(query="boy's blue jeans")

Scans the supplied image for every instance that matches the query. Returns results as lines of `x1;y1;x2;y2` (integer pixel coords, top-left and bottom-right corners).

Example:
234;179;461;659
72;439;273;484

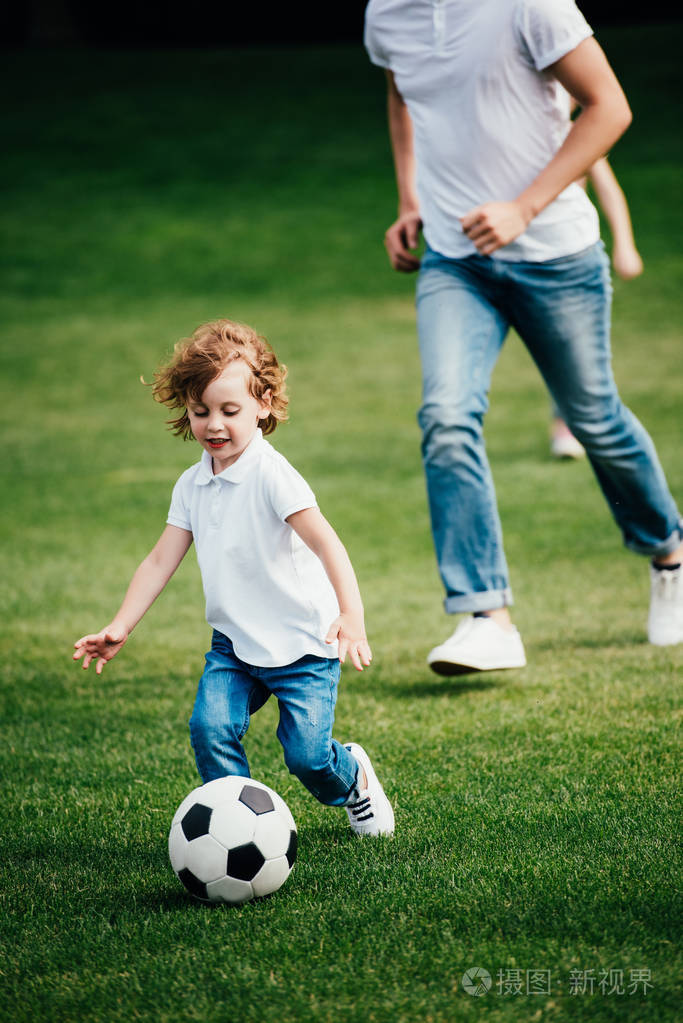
189;631;359;806
415;242;682;612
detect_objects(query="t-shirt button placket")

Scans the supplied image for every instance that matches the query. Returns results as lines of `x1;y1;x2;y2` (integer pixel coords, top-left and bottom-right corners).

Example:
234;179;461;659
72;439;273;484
210;479;221;529
433;0;446;52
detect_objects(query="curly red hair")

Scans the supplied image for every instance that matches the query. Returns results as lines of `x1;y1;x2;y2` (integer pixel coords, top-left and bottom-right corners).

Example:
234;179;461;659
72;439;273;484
152;319;288;439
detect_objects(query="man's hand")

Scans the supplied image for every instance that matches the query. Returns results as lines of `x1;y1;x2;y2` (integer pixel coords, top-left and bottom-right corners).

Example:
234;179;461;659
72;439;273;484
385;210;423;272
460;200;530;256
73;624;129;675
325;614;372;672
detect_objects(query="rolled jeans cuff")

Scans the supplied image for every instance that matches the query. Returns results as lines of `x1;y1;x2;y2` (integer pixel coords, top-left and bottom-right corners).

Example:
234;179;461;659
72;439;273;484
624;519;683;559
444;587;514;614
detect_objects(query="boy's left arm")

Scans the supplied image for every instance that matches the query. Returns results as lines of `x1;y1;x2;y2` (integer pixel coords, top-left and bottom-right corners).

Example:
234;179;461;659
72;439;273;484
286;507;372;672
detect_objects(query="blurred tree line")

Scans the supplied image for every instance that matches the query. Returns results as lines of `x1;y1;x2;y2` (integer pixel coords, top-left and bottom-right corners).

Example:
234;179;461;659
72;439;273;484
3;0;678;47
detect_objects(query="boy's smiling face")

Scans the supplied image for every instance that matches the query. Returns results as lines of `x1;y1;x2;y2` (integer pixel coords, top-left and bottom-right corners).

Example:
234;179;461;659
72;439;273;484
187;361;271;474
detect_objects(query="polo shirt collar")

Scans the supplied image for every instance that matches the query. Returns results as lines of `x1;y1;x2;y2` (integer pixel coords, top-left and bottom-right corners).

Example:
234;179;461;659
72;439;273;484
195;428;265;486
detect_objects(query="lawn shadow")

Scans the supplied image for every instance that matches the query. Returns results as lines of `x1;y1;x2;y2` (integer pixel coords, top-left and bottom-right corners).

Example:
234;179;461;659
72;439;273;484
531;628;650;653
135;886;287;913
382;673;508;698
135;886;200;913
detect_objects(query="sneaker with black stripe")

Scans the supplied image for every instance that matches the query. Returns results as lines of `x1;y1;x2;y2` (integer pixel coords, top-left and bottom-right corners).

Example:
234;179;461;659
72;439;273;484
648;562;683;645
344;742;394;837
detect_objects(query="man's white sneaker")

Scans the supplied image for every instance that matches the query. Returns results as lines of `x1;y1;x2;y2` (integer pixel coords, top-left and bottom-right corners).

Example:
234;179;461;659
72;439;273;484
344;743;394;837
427;615;527;675
648;564;683;646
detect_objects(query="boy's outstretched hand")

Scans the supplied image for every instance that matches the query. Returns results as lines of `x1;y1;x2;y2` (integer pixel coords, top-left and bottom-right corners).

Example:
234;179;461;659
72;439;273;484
73;624;128;674
326;614;372;672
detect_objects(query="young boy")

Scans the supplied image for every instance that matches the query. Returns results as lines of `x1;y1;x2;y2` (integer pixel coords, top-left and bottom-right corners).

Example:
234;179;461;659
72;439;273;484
73;318;394;837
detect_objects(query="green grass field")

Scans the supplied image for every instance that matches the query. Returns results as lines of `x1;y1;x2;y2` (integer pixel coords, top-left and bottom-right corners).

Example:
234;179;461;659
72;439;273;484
1;24;681;1023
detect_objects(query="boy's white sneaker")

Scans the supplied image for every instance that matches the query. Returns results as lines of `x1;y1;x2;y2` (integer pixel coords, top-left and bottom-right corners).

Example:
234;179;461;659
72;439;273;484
648;564;683;646
427;615;527;675
344;743;394;837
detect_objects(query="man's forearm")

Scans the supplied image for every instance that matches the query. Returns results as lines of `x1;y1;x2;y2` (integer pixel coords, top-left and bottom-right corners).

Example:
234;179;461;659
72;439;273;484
517;97;631;223
517;38;631;224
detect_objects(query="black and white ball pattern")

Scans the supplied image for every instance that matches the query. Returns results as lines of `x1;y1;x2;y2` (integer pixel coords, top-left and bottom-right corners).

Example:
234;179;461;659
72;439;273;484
169;776;297;904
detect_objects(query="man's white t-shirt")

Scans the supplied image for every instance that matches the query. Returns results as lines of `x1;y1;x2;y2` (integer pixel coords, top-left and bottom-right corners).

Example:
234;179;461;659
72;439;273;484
364;0;600;262
167;429;339;668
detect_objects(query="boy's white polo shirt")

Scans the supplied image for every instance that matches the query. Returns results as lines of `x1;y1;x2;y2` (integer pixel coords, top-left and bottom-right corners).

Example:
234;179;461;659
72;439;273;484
167;429;339;668
364;0;599;262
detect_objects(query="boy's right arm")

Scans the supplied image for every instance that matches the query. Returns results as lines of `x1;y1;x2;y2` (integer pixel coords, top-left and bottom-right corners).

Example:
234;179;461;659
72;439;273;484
73;524;193;675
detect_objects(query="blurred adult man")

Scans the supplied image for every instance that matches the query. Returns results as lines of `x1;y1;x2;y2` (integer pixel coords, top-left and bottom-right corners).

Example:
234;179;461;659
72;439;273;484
364;0;683;670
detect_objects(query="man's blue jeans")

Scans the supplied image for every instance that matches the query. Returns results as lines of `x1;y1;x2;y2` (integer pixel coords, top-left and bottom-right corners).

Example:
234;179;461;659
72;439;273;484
415;242;682;613
189;631;359;806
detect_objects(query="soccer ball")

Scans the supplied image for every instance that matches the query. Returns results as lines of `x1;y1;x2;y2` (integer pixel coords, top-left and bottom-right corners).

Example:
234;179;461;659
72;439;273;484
168;776;297;904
